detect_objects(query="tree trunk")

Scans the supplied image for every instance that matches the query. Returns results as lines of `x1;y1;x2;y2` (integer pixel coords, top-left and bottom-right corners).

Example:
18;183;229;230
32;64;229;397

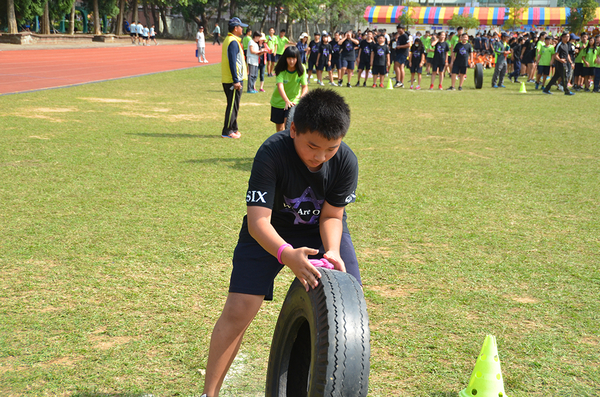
259;5;268;32
41;1;50;34
68;2;75;34
275;4;280;32
151;3;159;32
131;0;138;23
159;6;169;36
7;0;19;33
93;0;101;34
142;0;150;28
216;0;224;27
116;0;125;34
230;0;238;18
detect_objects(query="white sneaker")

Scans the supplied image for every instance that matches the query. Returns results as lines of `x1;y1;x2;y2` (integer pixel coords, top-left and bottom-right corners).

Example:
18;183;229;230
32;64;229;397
329;81;338;86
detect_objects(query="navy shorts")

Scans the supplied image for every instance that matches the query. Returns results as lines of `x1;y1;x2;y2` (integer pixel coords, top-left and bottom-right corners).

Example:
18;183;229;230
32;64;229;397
537;65;550;75
410;64;422;74
574;62;583;77
331;56;341;70
268;53;277;62
316;64;331;71
395;53;407;64
308;58;318;72
432;62;445;73
372;65;386;75
230;232;361;300
341;58;355;70
358;60;371;70
452;65;467;75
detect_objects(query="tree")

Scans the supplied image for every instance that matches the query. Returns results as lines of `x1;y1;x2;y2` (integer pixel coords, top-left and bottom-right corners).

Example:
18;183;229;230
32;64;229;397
397;2;418;31
7;0;19;33
504;0;529;31
447;14;480;30
567;0;599;34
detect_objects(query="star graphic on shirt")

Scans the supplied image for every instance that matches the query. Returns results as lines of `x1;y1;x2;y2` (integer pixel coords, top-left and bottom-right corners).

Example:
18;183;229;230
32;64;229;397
281;186;324;225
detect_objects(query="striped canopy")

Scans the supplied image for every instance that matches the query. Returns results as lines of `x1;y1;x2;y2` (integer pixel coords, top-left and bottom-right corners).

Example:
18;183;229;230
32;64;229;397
364;6;600;26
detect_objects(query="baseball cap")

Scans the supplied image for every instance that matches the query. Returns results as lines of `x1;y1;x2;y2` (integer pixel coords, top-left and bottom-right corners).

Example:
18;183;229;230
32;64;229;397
228;17;248;28
322;31;330;36
259;33;266;41
299;32;308;39
569;33;579;40
501;32;509;38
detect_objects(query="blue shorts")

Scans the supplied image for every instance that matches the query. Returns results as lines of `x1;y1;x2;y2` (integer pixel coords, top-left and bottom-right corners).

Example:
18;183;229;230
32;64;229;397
229;232;361;301
395;53;408;64
308;58;318;72
268;53;277;62
537;65;550;75
341;58;355;70
358;59;371;70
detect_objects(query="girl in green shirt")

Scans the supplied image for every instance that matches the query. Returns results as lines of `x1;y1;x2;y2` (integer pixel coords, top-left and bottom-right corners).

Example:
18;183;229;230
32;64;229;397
270;46;308;132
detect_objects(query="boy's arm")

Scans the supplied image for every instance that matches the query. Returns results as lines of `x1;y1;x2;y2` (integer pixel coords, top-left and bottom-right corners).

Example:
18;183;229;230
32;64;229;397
370;51;374;66
247;206;321;291
319;202;346;273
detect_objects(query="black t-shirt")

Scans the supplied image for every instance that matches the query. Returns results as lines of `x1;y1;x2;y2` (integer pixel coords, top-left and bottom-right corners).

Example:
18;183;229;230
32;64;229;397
473;36;481;50
308;40;321;62
317;43;332;67
480;36;489;51
241;131;358;241
555;41;569;62
396;33;409;57
359;39;374;61
511;43;522;61
340;37;357;60
372;44;389;66
410;44;423;64
433;41;450;63
453;42;472;67
331;41;341;59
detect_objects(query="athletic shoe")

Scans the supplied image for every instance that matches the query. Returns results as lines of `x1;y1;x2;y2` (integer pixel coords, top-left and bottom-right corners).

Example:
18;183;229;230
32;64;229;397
415;85;421;90
499;85;506;88
347;83;352;88
259;89;265;92
447;86;455;90
329;82;338;86
379;83;384;88
527;79;535;83
399;82;404;88
338;80;343;86
558;84;564;92
438;85;443;90
394;82;402;88
429;84;434;90
492;85;499;88
372;84;377;88
247;90;258;94
355;82;361;87
318;81;325;86
584;88;591;92
514;80;521;84
458;86;463;91
542;90;552;95
564;91;575;96
410;84;414;89
363;82;367;87
535;82;540;90
222;132;241;138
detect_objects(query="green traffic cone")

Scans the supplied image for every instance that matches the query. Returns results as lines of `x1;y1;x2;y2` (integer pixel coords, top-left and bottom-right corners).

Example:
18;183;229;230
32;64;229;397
386;77;394;90
459;335;508;397
519;82;527;93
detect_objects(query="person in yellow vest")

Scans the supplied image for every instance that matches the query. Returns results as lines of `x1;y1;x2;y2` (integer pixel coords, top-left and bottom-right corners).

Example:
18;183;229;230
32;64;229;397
221;17;248;139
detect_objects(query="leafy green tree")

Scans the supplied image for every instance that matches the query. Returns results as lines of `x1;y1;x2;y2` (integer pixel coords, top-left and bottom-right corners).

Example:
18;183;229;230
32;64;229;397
567;0;599;34
447;14;480;30
504;0;529;31
397;2;418;31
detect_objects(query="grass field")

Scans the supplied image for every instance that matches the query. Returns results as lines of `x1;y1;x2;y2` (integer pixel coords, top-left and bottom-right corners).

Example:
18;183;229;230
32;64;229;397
1;64;599;397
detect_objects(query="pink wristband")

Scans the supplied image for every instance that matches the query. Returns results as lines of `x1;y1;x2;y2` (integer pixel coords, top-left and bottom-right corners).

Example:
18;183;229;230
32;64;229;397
277;243;293;264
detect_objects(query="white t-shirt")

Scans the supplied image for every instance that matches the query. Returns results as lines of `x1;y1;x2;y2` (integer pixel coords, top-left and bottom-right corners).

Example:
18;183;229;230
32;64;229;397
130;23;137;33
150;27;155;36
196;31;205;47
247;40;259;66
143;27;149;37
137;24;143;34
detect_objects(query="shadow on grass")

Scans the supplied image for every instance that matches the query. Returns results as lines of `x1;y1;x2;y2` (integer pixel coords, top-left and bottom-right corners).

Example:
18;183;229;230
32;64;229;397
127;133;220;139
184;158;253;172
429;392;459;397
71;392;155;397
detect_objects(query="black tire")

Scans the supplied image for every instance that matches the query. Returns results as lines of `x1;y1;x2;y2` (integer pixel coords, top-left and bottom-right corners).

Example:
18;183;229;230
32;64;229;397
474;63;484;89
285;106;295;131
265;269;370;397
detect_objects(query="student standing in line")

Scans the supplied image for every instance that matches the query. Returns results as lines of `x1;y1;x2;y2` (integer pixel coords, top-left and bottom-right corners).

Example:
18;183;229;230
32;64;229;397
408;38;425;90
535;36;554;90
394;25;410;87
338;29;359;87
449;33;472;91
267;27;278;76
330;31;342;85
307;32;322;83
492;32;511;88
247;31;267;93
429;31;449;90
370;34;390;88
355;30;375;87
315;32;333;86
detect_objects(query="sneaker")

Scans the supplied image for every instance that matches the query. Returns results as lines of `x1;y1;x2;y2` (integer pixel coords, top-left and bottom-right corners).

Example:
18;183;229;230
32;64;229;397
514;80;521;84
394;82;402;88
221;132;241;139
379;83;384;88
247;90;258;94
458;86;463;91
492;84;499;88
318;81;325;86
363;82;367;87
499;84;506;88
584;88;591;92
542;90;552;95
565;91;575;96
447;86;455;90
355;82;361;87
259;88;265;92
438;85;443;90
558;84;564;92
535;82;539;90
372;84;377;88
429;84;434;90
329;81;338;86
415;85;421;90
338;80;343;86
410;84;414;89
347;83;352;88
399;82;404;88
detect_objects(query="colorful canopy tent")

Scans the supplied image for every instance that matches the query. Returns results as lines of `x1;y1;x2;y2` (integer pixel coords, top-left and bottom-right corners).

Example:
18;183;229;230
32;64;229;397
363;6;600;26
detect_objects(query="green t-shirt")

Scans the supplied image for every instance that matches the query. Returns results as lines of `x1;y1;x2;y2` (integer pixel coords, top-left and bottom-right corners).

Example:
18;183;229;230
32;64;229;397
594;48;600;68
449;35;459;51
242;35;252;50
584;46;596;66
267;35;277;52
538;45;554;66
276;36;290;55
423;36;434;58
270;69;308;109
536;40;544;57
575;42;586;63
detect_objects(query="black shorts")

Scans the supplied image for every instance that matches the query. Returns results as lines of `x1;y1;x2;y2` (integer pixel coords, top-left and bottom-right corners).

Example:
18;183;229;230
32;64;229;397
410;64;422;74
583;66;594;76
372;65;387;75
432;62;445;73
270;106;291;124
537;65;550;75
268;53;277;62
426;57;434;64
230;232;361;300
574;62;583;77
452;64;467;75
358;60;371;70
331;56;341;70
316;64;331;71
341;58;355;70
130;33;136;37
308;58;318;72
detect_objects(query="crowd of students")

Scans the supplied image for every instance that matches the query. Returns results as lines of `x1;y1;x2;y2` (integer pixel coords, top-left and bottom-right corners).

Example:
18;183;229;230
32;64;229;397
234;23;600;95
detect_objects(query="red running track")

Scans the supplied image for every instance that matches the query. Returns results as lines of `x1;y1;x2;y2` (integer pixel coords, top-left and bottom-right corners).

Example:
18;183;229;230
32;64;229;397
0;42;223;95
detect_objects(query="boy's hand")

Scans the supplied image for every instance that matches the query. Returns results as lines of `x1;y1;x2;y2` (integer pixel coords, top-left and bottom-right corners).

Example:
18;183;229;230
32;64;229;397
323;251;346;273
281;247;321;291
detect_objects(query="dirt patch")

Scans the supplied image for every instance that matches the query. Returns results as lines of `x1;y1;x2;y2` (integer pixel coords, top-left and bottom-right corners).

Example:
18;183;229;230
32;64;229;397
88;326;136;350
579;336;598;346
79;97;138;103
368;284;418;298
39;356;80;369
360;247;393;258
509;296;540;304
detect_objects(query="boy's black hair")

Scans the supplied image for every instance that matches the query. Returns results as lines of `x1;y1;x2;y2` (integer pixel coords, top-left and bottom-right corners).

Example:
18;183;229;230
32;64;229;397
293;89;350;140
252;31;261;38
274;46;305;76
280;29;286;33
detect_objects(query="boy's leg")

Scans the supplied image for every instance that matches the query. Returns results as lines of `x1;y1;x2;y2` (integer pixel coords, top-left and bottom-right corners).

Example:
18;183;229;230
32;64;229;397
203;293;264;397
458;73;465;88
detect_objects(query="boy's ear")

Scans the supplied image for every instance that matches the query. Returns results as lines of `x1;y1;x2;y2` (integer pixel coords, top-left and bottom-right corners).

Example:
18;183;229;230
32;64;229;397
290;122;297;138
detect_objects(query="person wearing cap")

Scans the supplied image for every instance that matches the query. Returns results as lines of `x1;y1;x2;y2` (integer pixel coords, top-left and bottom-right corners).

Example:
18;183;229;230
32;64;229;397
257;33;268;92
543;33;575;95
296;32;309;66
220;17;248;139
491;32;511;88
196;26;207;63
